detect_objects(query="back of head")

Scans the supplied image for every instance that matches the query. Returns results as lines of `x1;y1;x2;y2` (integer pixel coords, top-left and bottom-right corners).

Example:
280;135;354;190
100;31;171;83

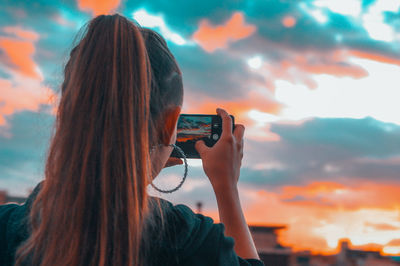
141;27;183;146
15;14;183;266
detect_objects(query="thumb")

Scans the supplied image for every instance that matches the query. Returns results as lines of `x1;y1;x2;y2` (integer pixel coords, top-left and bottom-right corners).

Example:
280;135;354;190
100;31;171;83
195;140;209;157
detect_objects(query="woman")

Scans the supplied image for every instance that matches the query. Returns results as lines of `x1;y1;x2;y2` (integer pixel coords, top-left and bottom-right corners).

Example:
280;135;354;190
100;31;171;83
0;14;263;265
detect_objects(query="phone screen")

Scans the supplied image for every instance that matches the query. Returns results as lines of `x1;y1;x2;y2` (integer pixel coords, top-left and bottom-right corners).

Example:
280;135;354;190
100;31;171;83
176;116;212;142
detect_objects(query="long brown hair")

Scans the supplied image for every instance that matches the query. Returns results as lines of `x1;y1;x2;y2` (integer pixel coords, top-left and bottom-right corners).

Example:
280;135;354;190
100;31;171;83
15;14;183;266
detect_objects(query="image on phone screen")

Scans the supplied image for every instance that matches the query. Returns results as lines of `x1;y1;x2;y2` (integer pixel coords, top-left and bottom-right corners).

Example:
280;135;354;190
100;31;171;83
177;116;212;143
172;114;233;158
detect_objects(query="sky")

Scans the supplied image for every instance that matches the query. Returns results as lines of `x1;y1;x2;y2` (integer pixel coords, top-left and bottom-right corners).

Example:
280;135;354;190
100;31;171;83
0;0;400;256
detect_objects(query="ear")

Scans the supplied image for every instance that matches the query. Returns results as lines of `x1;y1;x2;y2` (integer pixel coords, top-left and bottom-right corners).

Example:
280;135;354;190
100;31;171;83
161;106;181;145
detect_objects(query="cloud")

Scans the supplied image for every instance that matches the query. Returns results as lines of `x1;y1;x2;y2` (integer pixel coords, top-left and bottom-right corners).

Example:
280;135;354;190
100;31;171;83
2;26;40;41
180;86;283;142
192;12;256;52
77;0;121;16
348;49;400;66
280;181;345;201
123;1;400;127
123;0;252;42
0;35;42;79
0;27;57;128
0;77;55;128
365;222;399;231
387;239;400;246
213;1;400;100
292;56;368;79
282;15;296;28
246;49;370;92
270;117;400;157
361;0;400;42
278;181;400;210
183;90;281;121
237;117;400;189
132;9;188;45
273;58;400;125
171;43;267;100
313;0;362;18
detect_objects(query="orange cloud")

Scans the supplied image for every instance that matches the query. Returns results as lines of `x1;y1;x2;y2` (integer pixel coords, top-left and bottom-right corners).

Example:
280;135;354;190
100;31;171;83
0;27;56;130
278;181;400;210
252;50;369;92
283;52;368;79
77;0;121;16
349;49;400;66
0;27;42;80
280;181;346;200
387;239;400;246
365;222;399;231
2;26;39;41
282;16;296;28
299;61;368;78
0;78;57;127
192;12;256;53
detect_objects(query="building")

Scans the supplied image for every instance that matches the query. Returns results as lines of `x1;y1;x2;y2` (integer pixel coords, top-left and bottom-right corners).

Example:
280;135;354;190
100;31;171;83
248;226;400;266
249;225;292;266
336;239;400;266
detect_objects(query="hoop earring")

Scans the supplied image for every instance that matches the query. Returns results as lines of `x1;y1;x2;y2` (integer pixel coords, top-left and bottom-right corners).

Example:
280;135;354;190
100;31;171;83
150;144;188;193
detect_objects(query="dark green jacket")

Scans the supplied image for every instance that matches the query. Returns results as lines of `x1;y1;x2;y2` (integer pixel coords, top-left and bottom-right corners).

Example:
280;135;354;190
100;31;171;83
0;182;264;266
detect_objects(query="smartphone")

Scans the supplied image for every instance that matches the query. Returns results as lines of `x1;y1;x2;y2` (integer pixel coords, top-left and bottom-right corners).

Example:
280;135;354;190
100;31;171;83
171;114;235;159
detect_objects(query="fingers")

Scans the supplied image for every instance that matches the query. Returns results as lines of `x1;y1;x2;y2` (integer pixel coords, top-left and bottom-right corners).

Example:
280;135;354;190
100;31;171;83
195;139;209;157
233;124;245;143
216;108;232;139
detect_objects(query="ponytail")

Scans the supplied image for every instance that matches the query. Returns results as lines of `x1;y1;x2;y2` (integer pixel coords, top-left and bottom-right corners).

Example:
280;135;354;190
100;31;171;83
16;14;152;266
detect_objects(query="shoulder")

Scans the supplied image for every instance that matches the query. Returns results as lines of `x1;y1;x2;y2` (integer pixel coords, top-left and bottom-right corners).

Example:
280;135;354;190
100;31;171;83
153;197;217;244
0;182;43;266
152;198;264;266
0;203;22;242
0;202;29;266
149;197;221;265
0;203;20;223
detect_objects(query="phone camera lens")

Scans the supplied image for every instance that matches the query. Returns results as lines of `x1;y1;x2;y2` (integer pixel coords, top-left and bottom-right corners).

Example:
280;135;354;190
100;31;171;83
212;134;219;140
